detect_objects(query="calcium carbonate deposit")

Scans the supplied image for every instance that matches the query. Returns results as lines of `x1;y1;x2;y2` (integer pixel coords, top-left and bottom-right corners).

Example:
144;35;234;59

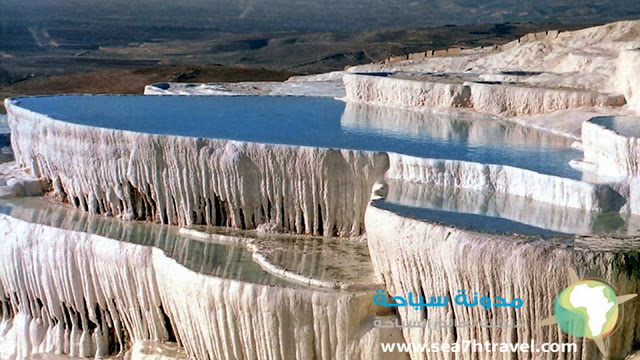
3;20;640;360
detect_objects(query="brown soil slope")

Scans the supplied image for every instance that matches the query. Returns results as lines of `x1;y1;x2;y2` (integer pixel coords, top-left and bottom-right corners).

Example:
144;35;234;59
0;64;295;112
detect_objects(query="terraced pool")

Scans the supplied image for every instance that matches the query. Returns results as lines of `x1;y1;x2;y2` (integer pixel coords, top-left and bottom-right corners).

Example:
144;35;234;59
11;95;582;179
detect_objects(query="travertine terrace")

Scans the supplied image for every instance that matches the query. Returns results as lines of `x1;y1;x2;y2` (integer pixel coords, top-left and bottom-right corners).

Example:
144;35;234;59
3;20;640;360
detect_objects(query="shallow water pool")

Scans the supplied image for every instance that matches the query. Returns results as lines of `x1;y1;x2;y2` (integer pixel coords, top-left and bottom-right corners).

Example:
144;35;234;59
0;197;291;286
12;95;582;178
374;180;640;238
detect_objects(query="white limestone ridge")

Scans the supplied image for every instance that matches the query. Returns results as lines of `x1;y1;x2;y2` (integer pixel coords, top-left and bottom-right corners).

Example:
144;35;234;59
144;71;346;98
345;20;640;126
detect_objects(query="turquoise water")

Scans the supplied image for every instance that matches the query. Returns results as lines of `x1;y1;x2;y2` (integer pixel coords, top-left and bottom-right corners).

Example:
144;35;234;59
0;197;292;287
591;116;640;138
13;95;582;179
374;181;640;237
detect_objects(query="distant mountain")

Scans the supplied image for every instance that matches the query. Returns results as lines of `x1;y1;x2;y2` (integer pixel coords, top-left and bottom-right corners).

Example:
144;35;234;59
0;0;637;85
2;0;640;33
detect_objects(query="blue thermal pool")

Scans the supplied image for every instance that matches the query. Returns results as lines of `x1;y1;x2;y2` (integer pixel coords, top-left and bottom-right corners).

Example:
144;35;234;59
591;116;640;138
0;197;378;288
0;197;289;286
371;181;640;237
12;95;582;179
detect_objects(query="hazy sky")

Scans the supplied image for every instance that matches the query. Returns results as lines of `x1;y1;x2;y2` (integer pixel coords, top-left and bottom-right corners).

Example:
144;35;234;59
3;0;640;32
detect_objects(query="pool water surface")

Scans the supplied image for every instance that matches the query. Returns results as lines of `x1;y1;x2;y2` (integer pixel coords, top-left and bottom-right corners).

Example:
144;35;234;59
12;95;582;179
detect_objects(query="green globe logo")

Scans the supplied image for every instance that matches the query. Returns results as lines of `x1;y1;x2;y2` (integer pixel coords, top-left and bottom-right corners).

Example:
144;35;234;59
553;280;618;338
539;268;637;356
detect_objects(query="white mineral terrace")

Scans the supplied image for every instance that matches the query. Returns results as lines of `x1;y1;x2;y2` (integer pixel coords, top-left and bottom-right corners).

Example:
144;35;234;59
7;94;613;237
3;20;640;360
144;71;346;99
365;200;640;360
0;197;403;360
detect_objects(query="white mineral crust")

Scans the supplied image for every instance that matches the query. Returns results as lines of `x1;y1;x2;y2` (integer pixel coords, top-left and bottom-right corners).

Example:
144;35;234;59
144;72;346;98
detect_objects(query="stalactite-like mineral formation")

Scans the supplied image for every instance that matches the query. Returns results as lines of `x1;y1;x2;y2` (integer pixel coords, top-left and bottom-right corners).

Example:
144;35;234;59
6;101;388;237
365;201;640;360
